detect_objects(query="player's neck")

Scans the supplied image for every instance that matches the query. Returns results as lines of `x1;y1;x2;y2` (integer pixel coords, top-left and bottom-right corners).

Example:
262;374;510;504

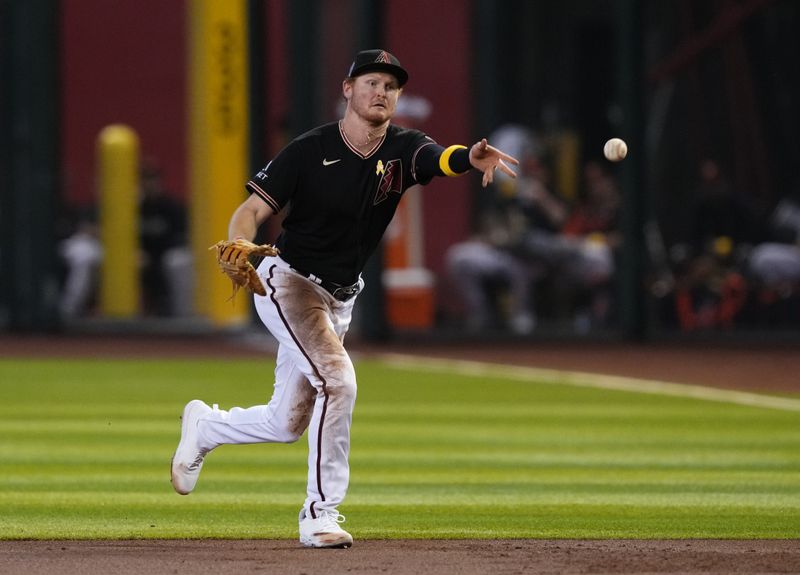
340;115;389;152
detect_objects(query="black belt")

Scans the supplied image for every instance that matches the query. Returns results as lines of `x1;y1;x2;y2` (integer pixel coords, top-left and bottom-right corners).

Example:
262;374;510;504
289;266;361;302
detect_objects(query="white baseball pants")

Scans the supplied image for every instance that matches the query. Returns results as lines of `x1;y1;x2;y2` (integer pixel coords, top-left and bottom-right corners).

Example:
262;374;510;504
196;255;360;519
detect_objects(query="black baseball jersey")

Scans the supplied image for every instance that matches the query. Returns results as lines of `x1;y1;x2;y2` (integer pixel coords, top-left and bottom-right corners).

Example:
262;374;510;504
246;121;447;286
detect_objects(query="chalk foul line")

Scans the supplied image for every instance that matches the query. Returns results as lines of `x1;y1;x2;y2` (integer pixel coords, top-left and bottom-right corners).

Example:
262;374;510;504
375;353;800;413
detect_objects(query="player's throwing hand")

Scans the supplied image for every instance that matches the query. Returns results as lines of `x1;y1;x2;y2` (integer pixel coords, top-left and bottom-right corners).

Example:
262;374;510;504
469;138;520;187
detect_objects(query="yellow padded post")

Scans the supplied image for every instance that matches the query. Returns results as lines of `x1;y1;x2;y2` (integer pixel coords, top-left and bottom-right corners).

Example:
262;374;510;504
97;124;140;318
188;0;250;326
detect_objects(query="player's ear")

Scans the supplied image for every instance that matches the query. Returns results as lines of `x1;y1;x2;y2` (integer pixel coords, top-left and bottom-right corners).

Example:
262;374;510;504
342;78;353;101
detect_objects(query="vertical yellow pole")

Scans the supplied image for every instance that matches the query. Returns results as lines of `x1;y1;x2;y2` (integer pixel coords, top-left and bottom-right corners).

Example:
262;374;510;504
553;130;580;202
188;0;250;326
98;124;140;318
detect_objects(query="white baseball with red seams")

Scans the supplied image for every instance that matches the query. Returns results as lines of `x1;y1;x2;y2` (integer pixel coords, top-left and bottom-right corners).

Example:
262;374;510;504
603;138;628;162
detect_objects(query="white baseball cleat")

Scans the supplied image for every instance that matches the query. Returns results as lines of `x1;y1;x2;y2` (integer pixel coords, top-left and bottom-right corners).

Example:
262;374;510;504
299;510;353;549
170;399;213;495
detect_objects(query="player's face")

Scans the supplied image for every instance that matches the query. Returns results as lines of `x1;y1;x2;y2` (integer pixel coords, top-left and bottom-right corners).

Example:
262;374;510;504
344;73;401;124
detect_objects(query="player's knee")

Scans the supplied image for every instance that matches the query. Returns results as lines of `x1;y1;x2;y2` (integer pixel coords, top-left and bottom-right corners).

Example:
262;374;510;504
333;377;357;402
269;414;310;444
326;360;357;408
278;429;304;444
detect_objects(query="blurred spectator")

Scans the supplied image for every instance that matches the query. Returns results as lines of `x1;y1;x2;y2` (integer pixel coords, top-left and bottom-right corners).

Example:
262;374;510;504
746;197;800;324
445;236;535;334
533;160;621;331
673;239;748;331
138;162;191;316
445;124;545;334
748;197;800;287
446;127;624;334
671;158;759;331
689;158;761;255
58;208;102;319
58;161;192;319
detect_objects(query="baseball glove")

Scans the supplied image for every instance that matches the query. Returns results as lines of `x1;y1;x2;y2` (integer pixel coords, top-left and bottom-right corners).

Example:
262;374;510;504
210;238;280;298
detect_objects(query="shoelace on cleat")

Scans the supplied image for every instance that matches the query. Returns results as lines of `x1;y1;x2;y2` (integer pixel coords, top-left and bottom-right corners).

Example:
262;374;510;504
187;449;208;471
317;511;346;529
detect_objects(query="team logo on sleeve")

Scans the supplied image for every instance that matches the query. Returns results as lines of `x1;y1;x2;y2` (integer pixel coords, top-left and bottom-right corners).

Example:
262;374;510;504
373;159;402;205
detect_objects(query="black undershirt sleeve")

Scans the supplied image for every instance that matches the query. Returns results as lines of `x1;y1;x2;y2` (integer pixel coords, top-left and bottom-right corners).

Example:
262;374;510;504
414;143;472;183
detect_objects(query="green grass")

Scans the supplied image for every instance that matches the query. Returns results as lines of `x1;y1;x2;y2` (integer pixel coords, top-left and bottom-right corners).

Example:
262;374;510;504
0;357;798;539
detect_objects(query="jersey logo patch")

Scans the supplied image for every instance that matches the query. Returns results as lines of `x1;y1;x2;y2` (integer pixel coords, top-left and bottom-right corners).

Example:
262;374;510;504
322;158;341;166
373;159;402;205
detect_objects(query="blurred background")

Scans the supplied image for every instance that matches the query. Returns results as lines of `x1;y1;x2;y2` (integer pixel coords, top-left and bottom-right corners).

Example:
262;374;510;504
2;0;799;344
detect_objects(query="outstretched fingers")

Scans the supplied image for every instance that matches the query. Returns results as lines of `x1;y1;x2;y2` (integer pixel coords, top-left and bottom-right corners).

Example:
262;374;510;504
492;148;520;166
481;168;493;188
496;158;516;178
470;137;521;187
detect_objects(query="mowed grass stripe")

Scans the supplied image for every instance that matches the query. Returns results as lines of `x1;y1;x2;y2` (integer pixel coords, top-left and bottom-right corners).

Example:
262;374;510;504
0;357;798;539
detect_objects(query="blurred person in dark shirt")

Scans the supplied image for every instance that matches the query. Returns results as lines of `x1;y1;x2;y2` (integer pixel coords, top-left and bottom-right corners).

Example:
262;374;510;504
445;125;548;334
138;162;190;316
673;158;761;330
689;158;762;253
551;160;621;330
58;161;192;319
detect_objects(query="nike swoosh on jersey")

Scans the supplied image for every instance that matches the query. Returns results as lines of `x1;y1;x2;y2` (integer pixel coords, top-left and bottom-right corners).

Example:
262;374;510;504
322;158;341;166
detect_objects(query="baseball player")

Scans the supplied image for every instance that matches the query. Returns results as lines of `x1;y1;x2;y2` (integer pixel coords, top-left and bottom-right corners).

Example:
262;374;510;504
171;49;518;548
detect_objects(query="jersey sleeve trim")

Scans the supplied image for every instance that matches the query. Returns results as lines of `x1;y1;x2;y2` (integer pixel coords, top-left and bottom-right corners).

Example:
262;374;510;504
245;181;281;213
439;145;469;177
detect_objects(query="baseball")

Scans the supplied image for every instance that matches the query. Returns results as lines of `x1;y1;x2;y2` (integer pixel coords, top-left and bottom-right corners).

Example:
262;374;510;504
603;138;628;162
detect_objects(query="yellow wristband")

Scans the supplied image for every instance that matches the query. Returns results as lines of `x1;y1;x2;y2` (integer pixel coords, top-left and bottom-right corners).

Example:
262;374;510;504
439;145;468;177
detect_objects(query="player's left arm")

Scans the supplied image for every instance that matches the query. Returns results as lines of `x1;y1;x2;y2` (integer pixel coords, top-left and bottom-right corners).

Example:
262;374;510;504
413;139;519;188
228;193;273;241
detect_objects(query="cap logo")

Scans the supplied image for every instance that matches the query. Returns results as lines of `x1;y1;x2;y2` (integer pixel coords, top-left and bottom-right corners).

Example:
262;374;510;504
347;49;407;86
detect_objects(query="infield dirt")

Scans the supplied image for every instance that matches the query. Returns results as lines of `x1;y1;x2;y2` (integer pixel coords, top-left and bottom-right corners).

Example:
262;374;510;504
2;539;800;574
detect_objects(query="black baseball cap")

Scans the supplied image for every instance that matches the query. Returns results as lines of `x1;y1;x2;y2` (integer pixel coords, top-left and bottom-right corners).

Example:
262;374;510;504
346;49;408;87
